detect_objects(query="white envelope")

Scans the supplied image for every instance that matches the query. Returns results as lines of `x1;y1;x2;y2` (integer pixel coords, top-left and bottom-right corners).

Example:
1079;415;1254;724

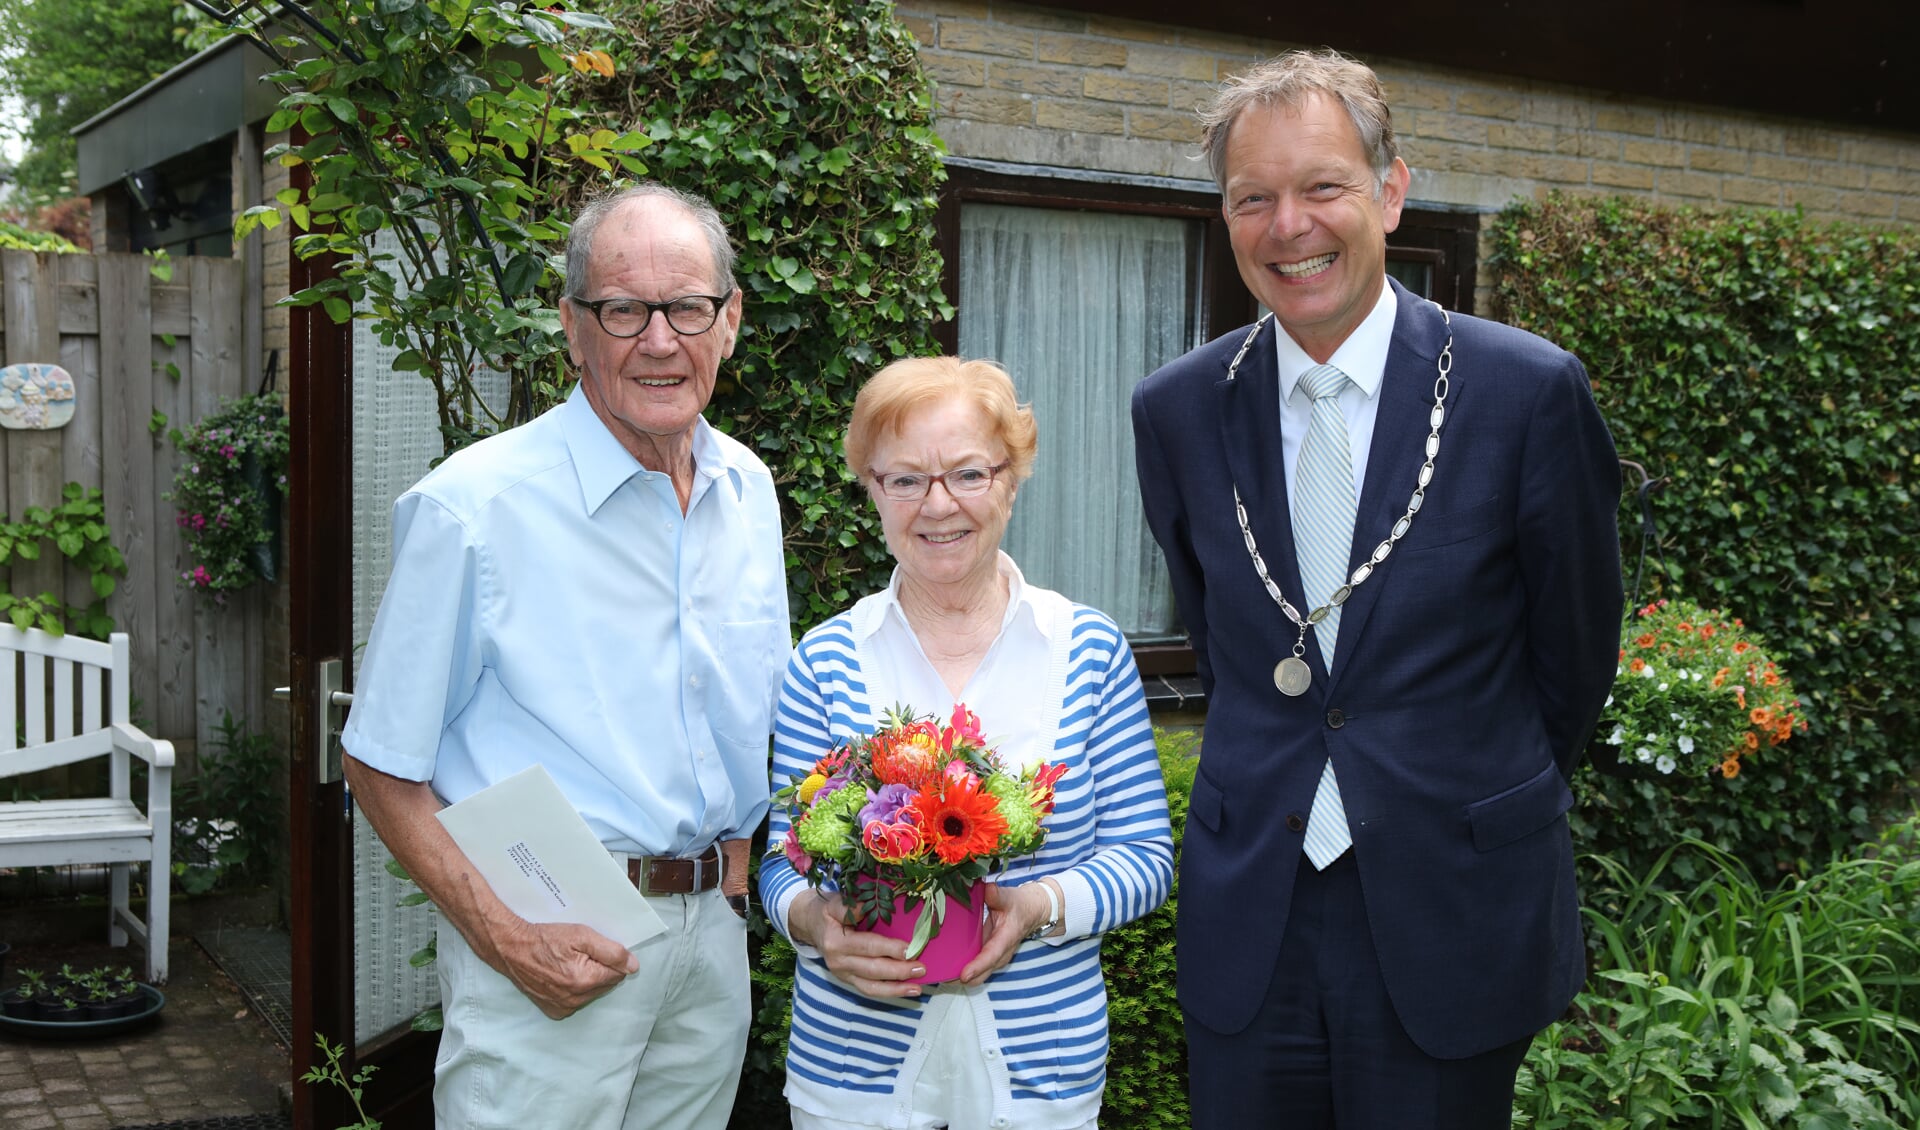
435;764;664;949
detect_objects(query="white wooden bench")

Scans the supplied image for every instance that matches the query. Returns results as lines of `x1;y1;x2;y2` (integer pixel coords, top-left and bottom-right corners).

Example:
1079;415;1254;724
0;627;174;983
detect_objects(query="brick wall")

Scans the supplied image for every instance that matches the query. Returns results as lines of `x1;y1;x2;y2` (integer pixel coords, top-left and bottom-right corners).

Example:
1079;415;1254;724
900;1;1920;228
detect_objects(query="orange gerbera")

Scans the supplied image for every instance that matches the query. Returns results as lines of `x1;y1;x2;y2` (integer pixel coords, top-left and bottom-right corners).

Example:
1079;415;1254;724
908;772;1008;865
1720;757;1742;778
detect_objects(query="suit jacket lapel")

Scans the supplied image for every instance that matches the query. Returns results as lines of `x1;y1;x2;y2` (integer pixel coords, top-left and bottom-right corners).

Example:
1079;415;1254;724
1328;284;1460;685
1214;319;1317;656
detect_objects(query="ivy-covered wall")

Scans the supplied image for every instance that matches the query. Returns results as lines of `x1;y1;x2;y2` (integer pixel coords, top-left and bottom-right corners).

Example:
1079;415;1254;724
1491;195;1920;881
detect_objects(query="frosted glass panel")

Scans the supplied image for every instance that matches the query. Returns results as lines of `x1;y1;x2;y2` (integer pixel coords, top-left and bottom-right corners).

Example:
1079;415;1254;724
348;228;509;1043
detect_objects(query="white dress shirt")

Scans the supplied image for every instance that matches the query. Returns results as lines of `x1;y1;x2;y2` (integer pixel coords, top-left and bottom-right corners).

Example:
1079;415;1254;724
1273;278;1400;510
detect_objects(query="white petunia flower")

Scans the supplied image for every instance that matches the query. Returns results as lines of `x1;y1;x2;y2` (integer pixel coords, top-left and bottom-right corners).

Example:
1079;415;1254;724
1656;755;1676;774
1636;746;1655;763
1608;726;1625;744
1678;736;1695;754
1640;665;1657;679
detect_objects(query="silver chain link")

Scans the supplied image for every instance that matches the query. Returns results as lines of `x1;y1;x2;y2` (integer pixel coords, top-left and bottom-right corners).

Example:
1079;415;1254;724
1228;305;1455;643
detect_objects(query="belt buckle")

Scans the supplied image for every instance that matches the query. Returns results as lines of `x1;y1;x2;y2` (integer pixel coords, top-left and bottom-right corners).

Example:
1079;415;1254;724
634;853;706;896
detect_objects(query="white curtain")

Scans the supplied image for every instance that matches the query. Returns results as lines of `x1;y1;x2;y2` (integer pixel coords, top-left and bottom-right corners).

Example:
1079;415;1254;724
957;204;1199;641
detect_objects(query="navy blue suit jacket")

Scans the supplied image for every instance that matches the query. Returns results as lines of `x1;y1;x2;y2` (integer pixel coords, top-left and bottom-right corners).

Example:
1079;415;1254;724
1130;280;1622;1058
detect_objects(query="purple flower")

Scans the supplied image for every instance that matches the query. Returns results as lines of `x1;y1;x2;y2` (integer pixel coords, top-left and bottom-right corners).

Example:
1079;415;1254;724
812;774;851;804
857;783;915;828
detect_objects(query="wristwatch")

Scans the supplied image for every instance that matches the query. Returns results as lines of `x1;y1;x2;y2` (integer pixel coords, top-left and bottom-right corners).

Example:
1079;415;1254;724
1025;881;1062;940
726;892;750;920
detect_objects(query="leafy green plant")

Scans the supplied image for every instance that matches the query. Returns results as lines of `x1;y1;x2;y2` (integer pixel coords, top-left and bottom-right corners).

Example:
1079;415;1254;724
173;710;282;893
1492;195;1920;883
1516;827;1920;1126
0;218;81;253
0;482;125;636
167;393;289;596
303;1033;383;1130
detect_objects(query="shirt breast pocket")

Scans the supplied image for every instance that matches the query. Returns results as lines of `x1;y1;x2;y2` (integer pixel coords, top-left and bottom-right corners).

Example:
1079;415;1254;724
709;618;787;748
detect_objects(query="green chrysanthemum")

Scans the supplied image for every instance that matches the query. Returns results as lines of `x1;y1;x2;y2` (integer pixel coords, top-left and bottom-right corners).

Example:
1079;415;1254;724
986;775;1044;855
795;782;869;863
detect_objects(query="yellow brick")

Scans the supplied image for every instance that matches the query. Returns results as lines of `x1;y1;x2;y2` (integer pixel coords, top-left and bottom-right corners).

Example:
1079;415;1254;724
1782;130;1841;160
1783;184;1844;213
1085;73;1171;105
1810;163;1868;190
1841;137;1920;171
937;87;1033;126
1456;89;1525;119
897;14;935;46
1687;147;1748;174
1663;115;1721;145
1622;139;1686;168
1553;131;1620;159
1036;33;1127;68
1172;79;1222;110
1519;98;1590;130
1591;162;1656;190
1837;191;1898;219
1657;170;1721;198
1385;80;1453;112
1595;107;1659;136
1749;154;1811;182
1721;176;1782;206
1487;122;1553;151
1132;108;1203;143
1513;153;1592;183
1719;121;1783;152
989;62;1081;98
1086;15;1178;44
1406;140;1502;176
1866;167;1920;195
1035;99;1128;135
1415;113;1488;146
921;54;986;87
997;7;1086;31
1125;45;1219;81
939;21;1034;59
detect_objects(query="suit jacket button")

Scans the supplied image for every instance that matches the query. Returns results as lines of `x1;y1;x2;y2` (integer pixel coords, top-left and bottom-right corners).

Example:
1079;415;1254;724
1286;812;1305;832
1326;708;1345;728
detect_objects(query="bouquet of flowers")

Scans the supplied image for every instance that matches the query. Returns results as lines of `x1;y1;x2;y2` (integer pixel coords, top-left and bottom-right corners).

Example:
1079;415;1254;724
775;703;1067;958
1594;597;1804;780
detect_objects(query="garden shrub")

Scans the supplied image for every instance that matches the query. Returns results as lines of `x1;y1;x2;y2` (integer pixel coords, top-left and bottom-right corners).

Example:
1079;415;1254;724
581;0;951;629
1491;196;1920;883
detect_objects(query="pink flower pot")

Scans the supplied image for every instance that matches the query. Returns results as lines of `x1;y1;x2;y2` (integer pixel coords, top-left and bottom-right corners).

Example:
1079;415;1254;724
866;880;988;984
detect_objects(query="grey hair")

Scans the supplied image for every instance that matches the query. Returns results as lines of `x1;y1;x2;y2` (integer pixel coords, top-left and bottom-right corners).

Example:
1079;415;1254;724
564;182;738;298
1200;48;1399;196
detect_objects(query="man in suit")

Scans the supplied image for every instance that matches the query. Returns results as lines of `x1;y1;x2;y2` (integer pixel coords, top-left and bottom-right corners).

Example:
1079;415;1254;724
1130;49;1622;1128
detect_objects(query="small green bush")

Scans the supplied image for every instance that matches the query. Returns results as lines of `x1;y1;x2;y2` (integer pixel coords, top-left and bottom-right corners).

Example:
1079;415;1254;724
1492;195;1920;883
1517;823;1920;1127
0;218;80;253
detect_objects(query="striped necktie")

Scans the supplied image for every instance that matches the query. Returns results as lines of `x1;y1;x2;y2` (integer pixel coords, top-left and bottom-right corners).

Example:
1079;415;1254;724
1293;363;1355;869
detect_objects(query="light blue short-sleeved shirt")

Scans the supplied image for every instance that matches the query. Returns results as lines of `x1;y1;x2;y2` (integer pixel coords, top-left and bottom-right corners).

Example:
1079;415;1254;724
341;385;790;856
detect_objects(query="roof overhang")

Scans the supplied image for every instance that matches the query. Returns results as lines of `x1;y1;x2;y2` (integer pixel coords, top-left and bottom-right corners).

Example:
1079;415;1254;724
73;36;281;196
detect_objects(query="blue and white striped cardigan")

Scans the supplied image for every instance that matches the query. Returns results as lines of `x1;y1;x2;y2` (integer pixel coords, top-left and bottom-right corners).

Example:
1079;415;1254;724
759;584;1174;1129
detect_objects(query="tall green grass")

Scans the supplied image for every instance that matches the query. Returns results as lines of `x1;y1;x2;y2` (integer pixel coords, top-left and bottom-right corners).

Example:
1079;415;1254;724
1517;822;1920;1128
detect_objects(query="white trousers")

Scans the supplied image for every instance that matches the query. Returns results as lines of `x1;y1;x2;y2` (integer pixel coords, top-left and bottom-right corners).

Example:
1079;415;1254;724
433;887;749;1130
790;990;1098;1130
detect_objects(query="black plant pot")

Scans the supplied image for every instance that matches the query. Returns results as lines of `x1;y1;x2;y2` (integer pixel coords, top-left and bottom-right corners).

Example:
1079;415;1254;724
0;940;11;983
35;1000;85;1023
1;988;33;1019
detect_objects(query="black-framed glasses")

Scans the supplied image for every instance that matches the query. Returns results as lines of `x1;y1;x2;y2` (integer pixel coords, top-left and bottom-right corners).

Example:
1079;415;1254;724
870;462;1011;502
568;290;733;338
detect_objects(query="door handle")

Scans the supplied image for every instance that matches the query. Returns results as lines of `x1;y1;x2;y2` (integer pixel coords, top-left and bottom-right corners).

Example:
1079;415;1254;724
272;664;354;784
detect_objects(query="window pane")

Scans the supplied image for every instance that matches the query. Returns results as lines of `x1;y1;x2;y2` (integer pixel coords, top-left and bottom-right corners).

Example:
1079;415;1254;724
1385;257;1433;298
957;203;1200;641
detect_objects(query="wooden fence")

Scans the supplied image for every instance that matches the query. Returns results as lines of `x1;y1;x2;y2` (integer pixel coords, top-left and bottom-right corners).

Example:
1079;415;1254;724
0;249;271;771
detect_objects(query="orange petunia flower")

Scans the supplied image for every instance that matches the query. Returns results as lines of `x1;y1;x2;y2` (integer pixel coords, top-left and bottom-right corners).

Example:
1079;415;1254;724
1635;633;1657;648
1676;622;1693;633
1762;670;1780;686
909;772;1009;865
1744;731;1760;751
1700;625;1716;639
1750;706;1774;726
1734;687;1747;709
1712;666;1730;688
1720;758;1742;778
1733;641;1751;654
1629;658;1647;673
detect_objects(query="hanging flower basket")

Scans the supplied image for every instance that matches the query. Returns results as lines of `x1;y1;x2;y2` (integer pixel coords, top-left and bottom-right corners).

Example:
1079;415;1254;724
168;392;289;598
1590;598;1805;782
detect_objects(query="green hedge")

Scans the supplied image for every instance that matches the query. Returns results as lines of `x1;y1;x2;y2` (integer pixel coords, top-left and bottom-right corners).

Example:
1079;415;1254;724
1491;196;1920;883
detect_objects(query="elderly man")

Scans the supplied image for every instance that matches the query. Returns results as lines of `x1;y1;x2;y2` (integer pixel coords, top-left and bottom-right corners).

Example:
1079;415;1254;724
1131;50;1621;1128
341;182;789;1130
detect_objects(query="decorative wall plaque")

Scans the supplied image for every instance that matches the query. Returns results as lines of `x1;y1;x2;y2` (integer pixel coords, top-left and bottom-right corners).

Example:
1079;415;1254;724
0;363;76;430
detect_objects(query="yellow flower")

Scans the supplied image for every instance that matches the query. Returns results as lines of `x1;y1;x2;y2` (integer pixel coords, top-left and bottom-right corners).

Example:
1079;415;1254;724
797;773;829;803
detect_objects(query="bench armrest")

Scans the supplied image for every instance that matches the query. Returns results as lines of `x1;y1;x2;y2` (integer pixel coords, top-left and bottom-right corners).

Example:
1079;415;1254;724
111;722;176;769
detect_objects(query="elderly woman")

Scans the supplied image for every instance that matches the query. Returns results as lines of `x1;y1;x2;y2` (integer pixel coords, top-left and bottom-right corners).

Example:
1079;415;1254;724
758;356;1174;1130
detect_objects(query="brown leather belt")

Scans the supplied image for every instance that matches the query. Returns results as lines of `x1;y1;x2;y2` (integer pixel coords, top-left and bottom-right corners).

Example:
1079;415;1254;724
628;845;721;896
